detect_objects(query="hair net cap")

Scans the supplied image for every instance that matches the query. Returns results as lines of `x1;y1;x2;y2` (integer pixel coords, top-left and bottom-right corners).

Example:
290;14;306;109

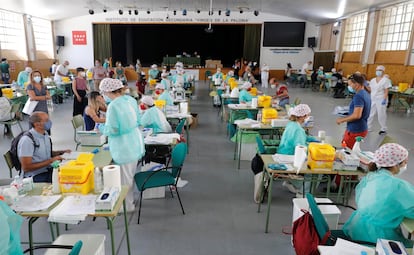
373;143;408;167
141;96;154;106
155;83;164;90
242;82;252;90
291;104;311;117
99;78;124;92
151;64;158;69
25;67;32;72
376;65;385;71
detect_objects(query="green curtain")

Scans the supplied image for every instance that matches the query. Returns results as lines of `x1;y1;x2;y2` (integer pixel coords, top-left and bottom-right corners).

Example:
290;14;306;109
93;24;112;62
243;24;261;62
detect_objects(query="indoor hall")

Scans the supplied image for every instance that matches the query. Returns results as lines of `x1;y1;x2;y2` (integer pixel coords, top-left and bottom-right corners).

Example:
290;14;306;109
1;80;413;254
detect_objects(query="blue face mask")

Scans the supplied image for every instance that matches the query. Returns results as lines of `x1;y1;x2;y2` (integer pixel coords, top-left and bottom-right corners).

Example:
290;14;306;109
376;71;382;77
347;85;355;93
44;120;52;131
33;76;42;83
103;94;112;104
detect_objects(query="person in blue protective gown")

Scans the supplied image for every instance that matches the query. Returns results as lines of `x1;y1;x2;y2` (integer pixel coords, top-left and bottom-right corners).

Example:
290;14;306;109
239;82;254;104
343;143;413;247
99;78;145;212
140;95;172;134
277;104;319;195
155;83;174;106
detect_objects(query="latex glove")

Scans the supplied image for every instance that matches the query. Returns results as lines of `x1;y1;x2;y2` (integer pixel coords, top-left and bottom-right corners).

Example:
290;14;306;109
381;99;387;105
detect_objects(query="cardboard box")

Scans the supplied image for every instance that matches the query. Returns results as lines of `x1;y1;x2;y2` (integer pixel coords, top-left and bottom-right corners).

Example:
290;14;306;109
190;113;198;129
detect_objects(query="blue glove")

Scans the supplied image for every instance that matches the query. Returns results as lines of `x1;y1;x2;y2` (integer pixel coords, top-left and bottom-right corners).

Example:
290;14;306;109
268;164;287;170
381;99;387;105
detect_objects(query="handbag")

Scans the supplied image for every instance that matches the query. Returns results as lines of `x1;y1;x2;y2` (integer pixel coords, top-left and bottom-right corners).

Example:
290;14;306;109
22;99;38;115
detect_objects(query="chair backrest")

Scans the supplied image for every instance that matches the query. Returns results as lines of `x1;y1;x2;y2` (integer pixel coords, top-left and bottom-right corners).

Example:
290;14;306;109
68;240;83;255
256;136;266;154
171;143;187;178
294;97;301;105
243;109;254;119
175;119;186;134
3;151;14;178
306;193;330;240
10;103;21;115
71;114;84;145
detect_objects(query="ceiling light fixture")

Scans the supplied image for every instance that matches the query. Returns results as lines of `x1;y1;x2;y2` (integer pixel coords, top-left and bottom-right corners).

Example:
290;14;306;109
218;10;222;15
197;10;201;14
182;9;187;16
119;9;123;15
128;10;132;15
225;9;230;16
134;10;138;15
173;10;176;15
254;10;259;16
239;10;243;14
147;10;151;14
103;8;107;13
89;9;94;15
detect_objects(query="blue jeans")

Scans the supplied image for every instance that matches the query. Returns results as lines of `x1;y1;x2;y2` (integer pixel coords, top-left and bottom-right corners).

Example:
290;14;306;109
32;170;53;183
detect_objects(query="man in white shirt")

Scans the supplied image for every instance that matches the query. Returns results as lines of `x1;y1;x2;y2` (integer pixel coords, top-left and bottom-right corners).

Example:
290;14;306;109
54;60;69;83
300;61;312;87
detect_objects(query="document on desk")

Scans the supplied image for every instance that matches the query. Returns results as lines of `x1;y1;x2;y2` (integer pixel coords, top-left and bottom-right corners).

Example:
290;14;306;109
11;195;61;212
144;133;180;145
48;195;96;224
272;154;294;164
318;238;375;255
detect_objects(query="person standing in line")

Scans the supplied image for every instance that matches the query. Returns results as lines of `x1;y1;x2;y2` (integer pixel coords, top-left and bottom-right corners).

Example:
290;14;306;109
92;59;107;91
50;61;58;77
367;65;392;135
336;73;371;149
260;63;269;88
0;58;10;84
299;60;312;87
72;67;89;116
99;78;145;212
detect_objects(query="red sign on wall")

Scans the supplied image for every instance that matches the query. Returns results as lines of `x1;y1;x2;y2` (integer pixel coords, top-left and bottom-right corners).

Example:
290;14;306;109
72;31;87;45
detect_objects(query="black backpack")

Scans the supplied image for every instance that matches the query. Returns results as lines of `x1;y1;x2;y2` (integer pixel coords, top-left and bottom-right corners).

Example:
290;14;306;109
9;131;39;172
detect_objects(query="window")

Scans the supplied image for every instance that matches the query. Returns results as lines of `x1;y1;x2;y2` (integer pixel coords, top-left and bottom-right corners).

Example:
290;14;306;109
31;17;53;57
378;2;414;50
0;9;26;53
343;13;368;52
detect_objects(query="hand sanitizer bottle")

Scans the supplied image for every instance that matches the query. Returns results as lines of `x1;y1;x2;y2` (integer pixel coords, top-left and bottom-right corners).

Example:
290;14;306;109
51;160;61;194
352;136;363;156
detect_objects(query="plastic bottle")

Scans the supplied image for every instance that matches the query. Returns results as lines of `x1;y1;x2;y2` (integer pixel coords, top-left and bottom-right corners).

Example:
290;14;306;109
51;160;61;194
257;109;262;123
352;136;363;155
11;175;24;195
94;167;103;193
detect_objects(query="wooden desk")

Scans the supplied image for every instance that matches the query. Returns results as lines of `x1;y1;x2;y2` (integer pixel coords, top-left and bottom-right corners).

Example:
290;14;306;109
258;154;365;233
17;184;131;255
79;146;112;169
219;94;239;121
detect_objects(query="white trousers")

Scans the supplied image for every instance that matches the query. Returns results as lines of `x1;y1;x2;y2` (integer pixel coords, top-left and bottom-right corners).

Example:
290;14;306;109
261;74;269;88
367;98;387;131
120;160;139;211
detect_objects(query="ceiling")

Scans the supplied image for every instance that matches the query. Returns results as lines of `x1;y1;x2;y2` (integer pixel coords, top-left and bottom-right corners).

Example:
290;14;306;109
1;0;407;24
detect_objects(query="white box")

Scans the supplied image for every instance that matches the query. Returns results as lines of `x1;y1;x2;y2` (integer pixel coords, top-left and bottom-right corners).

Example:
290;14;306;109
45;234;105;255
292;198;341;230
376;239;408;255
241;143;257;161
77;131;106;146
141;162;166;200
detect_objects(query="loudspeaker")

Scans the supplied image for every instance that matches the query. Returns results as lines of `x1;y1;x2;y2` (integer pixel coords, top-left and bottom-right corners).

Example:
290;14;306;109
56;36;65;46
308;37;316;48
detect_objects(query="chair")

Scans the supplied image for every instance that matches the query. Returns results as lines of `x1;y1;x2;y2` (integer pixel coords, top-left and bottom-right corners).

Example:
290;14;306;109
71;114;84;150
175;118;186;135
305;193;375;246
3;151;15;178
134;143;188;224
256;136;278;154
0;103;23;137
23;240;83;254
204;70;212;81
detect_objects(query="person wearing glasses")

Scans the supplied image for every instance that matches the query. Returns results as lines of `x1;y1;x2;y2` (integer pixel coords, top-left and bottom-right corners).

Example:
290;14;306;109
335;73;371;149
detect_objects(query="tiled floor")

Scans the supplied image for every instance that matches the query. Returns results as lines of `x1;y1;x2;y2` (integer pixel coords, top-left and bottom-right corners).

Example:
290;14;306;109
1;80;413;254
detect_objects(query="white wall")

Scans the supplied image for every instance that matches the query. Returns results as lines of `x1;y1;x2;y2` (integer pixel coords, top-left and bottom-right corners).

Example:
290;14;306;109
54;10;318;70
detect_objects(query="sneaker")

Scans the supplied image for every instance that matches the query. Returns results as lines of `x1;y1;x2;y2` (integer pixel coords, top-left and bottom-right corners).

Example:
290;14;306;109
379;130;387;135
282;181;299;194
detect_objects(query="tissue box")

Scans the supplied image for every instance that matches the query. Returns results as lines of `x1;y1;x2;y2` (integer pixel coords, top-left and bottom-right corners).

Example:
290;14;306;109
59;154;95;194
308;143;335;170
376;239;408;255
95;187;120;211
77;131;106;146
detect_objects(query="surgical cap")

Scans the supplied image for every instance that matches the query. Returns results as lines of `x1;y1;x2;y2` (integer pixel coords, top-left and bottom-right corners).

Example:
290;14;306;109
151;64;158;69
373;143;408;168
25;67;32;73
155;83;164;90
141;96;154;106
242;82;252;90
99;78;124;92
376;65;385;71
291;104;311;117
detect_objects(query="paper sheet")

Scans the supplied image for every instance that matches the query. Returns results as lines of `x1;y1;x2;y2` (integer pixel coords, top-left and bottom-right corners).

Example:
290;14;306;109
144;133;181;145
11;195;61;212
48;195;96;224
272;154;294;164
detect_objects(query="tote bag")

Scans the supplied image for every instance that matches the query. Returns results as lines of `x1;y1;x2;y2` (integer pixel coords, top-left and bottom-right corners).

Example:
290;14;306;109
22;99;38;115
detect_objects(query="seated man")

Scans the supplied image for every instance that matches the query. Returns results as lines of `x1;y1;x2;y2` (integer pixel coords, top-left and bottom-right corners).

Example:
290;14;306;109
155;83;174;106
18;112;70;183
140;96;172;134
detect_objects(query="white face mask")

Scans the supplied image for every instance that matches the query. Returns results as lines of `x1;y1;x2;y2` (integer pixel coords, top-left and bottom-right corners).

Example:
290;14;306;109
304;116;311;123
398;164;408;176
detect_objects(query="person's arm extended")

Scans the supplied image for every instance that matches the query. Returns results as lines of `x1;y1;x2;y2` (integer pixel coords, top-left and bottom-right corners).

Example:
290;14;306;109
336;106;363;124
20;155;61;172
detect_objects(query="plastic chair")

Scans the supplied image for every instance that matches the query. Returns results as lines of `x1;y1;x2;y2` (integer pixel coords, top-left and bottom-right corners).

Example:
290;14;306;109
256;136;279;154
175;118;186;135
71;114;84;150
3;151;15;178
23;240;83;254
134;143;188;224
204;70;212;81
0;103;23;137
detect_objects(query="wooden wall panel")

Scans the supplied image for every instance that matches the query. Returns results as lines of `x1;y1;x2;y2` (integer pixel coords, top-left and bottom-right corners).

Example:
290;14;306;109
341;52;361;63
374;51;405;65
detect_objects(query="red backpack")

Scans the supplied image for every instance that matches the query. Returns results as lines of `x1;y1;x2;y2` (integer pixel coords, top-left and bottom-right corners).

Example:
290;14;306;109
292;210;330;255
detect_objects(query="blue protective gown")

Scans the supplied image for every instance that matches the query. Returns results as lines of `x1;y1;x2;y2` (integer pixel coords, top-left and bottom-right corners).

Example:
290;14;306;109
343;169;414;247
17;71;30;88
141;106;172;134
239;89;253;103
278;121;315;155
158;91;174;106
99;95;145;164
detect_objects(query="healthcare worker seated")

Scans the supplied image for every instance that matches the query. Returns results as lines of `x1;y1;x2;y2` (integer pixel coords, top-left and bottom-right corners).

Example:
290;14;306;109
155;83;174;106
140;96;172;134
239;82;255;104
277;104;318;195
343;143;414;247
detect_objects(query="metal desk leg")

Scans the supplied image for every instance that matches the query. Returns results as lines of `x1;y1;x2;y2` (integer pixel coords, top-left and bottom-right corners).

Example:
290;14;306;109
123;200;131;255
28;217;39;255
336;176;345;203
265;175;274;233
105;217;116;255
233;125;238;160
238;129;243;169
257;168;267;213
